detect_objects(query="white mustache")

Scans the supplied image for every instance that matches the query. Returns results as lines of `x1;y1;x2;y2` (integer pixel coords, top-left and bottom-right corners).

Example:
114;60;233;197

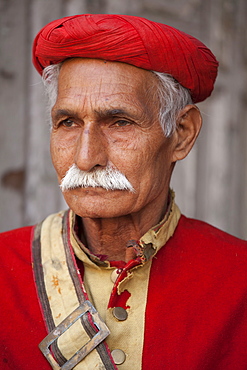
60;164;135;192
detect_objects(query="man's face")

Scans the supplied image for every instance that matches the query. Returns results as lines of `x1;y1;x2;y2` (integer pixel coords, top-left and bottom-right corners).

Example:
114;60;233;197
50;58;176;219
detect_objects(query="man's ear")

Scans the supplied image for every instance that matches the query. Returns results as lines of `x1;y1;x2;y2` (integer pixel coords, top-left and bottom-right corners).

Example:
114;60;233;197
172;105;202;162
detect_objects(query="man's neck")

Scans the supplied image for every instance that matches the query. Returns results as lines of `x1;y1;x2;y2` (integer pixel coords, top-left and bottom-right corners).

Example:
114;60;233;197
78;194;170;262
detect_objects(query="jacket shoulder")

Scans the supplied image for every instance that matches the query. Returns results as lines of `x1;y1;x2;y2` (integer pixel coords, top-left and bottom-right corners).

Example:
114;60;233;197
0;225;34;245
0;226;34;263
176;214;247;248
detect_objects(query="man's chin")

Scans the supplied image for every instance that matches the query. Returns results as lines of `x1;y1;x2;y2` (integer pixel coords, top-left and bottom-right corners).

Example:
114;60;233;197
63;188;137;218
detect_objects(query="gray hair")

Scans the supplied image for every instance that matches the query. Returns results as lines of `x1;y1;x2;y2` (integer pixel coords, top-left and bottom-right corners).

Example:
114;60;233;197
42;63;192;137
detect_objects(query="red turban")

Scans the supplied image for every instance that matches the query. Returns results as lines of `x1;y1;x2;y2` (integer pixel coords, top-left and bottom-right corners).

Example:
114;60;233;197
32;14;218;103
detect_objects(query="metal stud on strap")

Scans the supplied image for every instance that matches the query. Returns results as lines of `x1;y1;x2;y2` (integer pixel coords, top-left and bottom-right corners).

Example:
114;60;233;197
39;300;110;370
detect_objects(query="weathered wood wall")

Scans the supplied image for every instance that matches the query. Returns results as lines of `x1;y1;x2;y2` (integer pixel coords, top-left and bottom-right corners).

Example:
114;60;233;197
0;0;246;239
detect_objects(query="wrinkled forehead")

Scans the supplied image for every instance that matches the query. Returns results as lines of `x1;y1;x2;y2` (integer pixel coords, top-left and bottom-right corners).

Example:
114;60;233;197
55;58;160;112
58;58;158;90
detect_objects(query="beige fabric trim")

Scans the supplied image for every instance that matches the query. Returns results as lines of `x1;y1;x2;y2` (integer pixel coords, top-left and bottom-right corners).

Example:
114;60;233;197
140;193;181;251
40;212;108;369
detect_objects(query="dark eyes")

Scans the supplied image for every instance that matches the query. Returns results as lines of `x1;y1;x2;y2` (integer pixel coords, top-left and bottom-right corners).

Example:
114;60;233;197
55;118;133;129
59;119;75;127
114;120;132;127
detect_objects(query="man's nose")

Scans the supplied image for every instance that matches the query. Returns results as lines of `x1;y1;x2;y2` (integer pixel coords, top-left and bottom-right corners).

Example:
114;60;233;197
74;123;108;172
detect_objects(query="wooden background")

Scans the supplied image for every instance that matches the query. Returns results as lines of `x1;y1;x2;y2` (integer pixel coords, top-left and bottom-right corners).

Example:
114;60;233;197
0;0;246;239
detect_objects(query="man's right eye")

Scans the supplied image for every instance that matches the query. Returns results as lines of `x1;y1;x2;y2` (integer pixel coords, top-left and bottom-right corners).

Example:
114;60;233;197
59;119;75;127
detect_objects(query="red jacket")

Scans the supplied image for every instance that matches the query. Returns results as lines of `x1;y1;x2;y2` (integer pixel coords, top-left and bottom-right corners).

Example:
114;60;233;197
1;215;247;369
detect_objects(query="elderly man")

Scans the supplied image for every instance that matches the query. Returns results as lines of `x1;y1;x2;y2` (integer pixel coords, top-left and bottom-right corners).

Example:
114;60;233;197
1;14;247;370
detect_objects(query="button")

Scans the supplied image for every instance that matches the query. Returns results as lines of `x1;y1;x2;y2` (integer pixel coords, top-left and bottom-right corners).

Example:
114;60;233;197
112;307;128;321
110;269;122;283
111;349;126;365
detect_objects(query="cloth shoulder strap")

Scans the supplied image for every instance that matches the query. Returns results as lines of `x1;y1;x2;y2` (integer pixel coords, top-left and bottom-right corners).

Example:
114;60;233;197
32;210;116;370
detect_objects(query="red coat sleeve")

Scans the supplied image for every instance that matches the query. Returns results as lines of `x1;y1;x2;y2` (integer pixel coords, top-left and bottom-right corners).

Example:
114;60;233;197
0;226;50;370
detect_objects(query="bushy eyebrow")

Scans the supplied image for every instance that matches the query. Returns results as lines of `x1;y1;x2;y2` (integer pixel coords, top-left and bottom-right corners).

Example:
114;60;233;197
95;108;136;119
52;109;77;121
52;107;139;121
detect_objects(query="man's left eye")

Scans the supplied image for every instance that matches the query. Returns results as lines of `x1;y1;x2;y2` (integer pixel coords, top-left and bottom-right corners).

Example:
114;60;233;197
115;120;131;127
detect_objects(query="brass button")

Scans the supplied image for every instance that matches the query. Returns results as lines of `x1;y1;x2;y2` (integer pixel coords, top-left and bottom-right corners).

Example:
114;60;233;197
112;307;128;321
110;268;122;283
111;349;126;365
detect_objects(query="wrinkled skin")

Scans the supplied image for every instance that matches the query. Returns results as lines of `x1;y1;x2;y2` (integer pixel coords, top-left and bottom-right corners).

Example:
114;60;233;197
50;58;201;261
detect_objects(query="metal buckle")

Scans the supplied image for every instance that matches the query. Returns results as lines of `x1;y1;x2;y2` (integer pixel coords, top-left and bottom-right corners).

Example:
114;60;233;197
39;300;110;370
